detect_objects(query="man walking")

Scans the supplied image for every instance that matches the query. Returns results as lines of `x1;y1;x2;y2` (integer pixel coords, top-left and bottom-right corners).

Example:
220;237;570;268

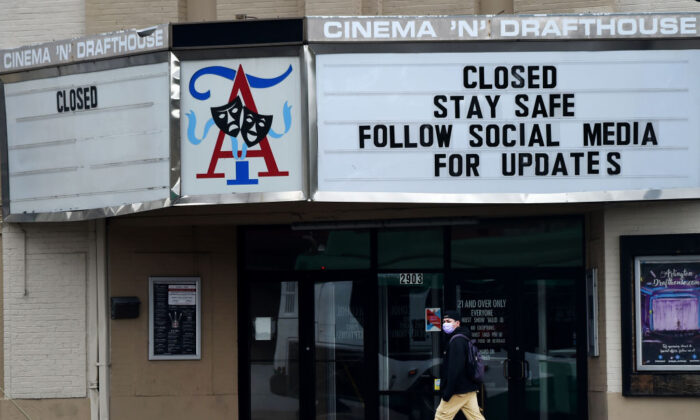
434;309;486;420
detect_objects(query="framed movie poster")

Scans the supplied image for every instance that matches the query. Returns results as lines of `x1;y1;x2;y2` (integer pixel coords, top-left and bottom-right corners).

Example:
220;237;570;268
149;277;201;360
635;256;700;371
621;234;700;396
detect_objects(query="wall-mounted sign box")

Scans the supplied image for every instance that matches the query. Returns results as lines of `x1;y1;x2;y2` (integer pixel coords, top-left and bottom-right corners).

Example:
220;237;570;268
178;56;306;204
149;277;201;360
1;60;172;221
312;48;700;204
621;235;700;396
635;256;700;372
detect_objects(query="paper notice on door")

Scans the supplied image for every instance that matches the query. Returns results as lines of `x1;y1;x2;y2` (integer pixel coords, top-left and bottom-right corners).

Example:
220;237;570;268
168;284;197;305
426;308;441;332
255;317;272;341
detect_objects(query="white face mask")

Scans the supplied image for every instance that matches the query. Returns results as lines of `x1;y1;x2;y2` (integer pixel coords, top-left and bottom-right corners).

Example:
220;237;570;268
442;321;456;334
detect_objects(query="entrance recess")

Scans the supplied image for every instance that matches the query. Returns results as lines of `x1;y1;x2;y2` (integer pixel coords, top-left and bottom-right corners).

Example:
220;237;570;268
240;218;586;420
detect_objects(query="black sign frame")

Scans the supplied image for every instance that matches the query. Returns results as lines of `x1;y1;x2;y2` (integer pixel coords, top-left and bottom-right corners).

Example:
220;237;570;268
620;235;700;396
148;276;202;360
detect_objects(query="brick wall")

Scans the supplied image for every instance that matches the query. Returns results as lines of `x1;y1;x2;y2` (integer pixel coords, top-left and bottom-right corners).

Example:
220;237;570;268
215;0;480;19
3;223;90;399
515;0;615;13
217;0;301;20
85;0;184;35
515;0;700;13
615;0;700;12
305;0;362;15
0;0;85;50
381;0;477;15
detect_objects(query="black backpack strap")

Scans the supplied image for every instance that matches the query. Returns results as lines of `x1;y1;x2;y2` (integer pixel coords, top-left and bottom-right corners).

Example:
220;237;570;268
449;333;468;343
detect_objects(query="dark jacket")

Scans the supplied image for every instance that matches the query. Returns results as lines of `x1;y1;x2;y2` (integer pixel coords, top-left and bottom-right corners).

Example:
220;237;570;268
440;326;480;401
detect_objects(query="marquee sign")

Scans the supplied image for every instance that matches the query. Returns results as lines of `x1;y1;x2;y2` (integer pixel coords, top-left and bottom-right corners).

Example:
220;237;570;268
2;62;171;219
179;57;305;202
313;49;700;203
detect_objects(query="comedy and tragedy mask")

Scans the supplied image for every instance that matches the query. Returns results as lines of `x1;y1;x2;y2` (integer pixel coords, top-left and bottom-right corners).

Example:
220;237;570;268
241;108;273;147
210;96;243;137
210;96;274;147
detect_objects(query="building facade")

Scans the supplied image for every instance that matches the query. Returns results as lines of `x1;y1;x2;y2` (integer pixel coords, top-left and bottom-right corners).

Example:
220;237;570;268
2;2;700;420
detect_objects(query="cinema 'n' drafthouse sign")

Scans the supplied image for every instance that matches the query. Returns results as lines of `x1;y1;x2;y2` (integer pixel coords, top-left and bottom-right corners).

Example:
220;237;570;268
310;15;700;203
0;25;168;73
307;14;698;41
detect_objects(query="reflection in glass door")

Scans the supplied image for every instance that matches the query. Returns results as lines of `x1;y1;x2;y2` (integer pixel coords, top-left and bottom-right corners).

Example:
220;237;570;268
378;273;443;420
315;280;366;420
520;279;578;420
248;280;300;420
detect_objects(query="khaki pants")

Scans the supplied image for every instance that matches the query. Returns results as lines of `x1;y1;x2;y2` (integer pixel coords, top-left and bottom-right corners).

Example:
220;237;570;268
434;391;485;420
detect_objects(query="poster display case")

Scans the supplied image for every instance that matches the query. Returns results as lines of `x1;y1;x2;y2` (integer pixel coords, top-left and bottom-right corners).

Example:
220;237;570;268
621;235;700;396
149;277;202;360
635;256;700;372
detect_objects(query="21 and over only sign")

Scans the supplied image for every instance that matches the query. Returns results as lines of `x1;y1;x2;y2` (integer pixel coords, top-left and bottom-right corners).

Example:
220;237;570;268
314;49;700;203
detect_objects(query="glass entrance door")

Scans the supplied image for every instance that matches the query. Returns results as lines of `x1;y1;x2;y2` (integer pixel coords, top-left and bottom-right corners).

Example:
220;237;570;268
377;273;443;420
314;279;367;420
247;279;301;420
244;275;370;420
518;278;579;420
455;278;513;419
453;273;583;420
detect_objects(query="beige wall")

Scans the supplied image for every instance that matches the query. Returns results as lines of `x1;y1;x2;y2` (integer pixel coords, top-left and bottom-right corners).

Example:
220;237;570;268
605;392;699;419
108;224;238;419
0;398;90;420
585;210;609;419
187;0;216;21
0;232;3;398
602;200;700;419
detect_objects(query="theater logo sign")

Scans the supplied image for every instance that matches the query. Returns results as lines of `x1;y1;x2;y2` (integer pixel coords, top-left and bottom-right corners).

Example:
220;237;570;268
180;57;303;199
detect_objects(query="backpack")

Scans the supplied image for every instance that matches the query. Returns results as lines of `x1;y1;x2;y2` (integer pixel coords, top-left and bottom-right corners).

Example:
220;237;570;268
449;333;486;384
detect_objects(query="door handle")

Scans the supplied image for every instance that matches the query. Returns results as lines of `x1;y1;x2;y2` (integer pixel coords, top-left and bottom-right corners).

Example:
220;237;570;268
502;359;512;380
521;360;529;380
478;384;485;413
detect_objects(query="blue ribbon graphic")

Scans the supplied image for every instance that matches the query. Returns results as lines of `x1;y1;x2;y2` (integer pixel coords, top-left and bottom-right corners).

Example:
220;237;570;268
185;110;215;145
189;65;293;101
268;102;293;139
